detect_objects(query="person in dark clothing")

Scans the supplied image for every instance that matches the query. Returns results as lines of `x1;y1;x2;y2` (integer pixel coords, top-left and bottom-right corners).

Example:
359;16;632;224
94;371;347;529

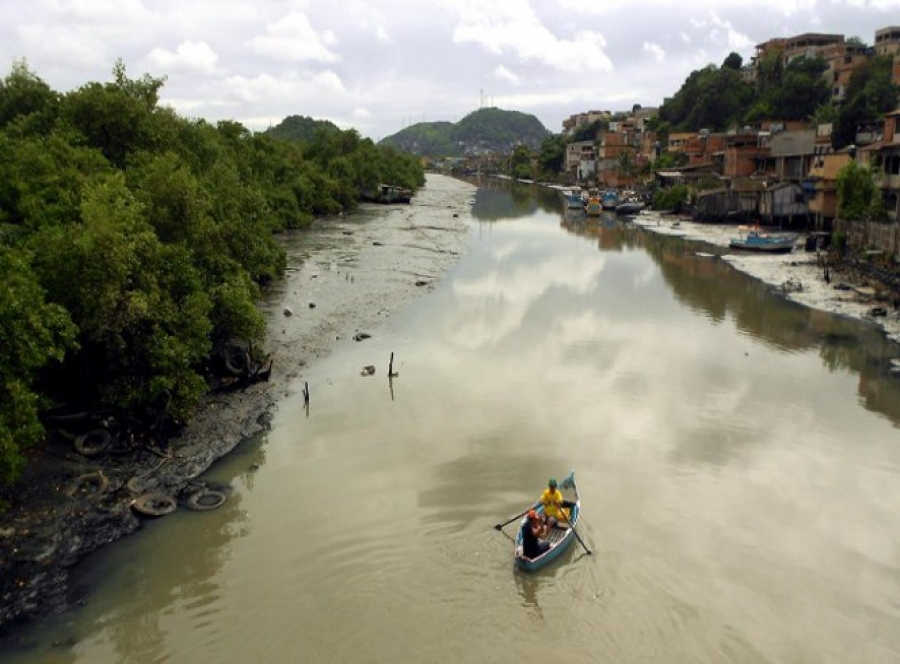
520;509;550;558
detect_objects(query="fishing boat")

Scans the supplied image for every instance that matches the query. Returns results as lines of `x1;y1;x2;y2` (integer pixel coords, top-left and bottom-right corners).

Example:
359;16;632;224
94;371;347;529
361;184;413;204
562;188;585;210
585;191;602;216
601;189;619;210
729;227;798;254
616;198;645;215
514;471;582;571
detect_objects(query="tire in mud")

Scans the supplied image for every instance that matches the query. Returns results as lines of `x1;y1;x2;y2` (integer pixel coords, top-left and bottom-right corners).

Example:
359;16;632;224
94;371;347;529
131;493;177;517
185;489;227;511
73;429;112;457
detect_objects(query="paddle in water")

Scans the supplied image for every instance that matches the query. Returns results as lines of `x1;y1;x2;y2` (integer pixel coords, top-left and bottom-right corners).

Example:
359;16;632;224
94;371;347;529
556;501;591;555
494;506;537;530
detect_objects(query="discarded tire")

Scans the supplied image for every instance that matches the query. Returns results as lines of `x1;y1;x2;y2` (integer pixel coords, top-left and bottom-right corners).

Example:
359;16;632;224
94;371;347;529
185;489;227;511
73;429;112;457
131;493;177;517
224;346;251;376
66;471;109;498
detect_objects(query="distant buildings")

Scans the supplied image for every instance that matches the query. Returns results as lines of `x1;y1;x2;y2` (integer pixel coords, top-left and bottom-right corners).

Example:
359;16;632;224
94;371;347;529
559;24;900;255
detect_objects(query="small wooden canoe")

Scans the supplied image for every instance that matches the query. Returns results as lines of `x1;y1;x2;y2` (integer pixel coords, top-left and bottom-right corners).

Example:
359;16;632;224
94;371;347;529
514;472;581;571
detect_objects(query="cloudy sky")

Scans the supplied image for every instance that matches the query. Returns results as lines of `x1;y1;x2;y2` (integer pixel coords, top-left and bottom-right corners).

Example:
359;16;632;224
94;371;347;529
2;0;898;140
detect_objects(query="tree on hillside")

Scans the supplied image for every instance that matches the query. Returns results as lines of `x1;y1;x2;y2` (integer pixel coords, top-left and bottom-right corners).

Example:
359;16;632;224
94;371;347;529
571;119;607;142
537;134;566;178
723;52;743;70
833;55;899;149
0;60;59;132
776;57;830;120
659;62;753;131
836;161;886;222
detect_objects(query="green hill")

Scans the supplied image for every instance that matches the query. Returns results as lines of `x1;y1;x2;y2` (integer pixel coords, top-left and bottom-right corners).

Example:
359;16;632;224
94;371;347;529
263;115;340;142
380;107;550;156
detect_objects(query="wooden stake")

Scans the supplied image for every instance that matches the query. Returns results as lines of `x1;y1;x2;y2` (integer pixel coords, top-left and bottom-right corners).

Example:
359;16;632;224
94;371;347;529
389;352;398;378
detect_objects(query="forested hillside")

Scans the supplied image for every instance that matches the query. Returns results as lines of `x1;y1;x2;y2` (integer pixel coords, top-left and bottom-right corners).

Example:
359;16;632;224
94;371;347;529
380;107;550;156
657;51;898;149
0;60;424;486
262;114;339;143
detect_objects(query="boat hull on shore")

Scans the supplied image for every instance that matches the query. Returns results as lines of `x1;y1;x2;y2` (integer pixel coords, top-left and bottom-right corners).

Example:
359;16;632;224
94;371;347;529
729;229;797;253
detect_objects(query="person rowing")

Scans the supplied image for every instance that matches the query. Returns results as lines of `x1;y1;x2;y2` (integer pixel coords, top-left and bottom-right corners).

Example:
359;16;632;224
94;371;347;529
538;477;572;530
520;509;550;559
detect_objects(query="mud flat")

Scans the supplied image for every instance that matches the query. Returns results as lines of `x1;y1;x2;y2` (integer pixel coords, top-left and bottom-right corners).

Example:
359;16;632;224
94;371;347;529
0;174;475;630
632;212;900;348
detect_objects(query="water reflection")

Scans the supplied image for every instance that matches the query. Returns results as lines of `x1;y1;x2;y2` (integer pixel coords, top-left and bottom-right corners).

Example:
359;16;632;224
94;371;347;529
636;233;900;426
466;177;564;221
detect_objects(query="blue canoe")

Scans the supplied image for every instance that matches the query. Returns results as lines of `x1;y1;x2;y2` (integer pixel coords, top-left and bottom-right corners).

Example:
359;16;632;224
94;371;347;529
514;472;581;571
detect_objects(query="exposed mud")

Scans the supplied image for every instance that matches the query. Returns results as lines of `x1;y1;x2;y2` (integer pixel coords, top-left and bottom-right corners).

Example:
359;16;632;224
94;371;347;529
0;174;475;631
632;212;900;348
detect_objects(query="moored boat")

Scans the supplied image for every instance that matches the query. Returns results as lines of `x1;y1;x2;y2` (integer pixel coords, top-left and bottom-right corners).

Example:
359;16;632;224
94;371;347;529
729;227;798;253
562;188;585;210
585;191;602;216
601;189;619;210
616;198;645;215
514;471;582;571
361;183;413;204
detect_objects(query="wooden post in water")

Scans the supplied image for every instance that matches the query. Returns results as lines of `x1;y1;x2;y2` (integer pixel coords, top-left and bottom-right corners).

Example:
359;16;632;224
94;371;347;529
388;352;398;378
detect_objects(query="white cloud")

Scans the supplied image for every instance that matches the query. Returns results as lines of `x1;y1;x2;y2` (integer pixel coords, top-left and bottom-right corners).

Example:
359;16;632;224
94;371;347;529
643;42;666;63
447;2;613;73
249;11;340;63
493;64;521;84
146;41;218;74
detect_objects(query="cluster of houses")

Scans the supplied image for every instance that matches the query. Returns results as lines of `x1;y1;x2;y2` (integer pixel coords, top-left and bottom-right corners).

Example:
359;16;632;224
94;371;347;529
561;27;900;257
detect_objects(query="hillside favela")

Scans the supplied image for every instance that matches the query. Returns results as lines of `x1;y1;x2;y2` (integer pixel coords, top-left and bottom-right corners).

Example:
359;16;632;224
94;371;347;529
389;27;900;249
4;10;900;664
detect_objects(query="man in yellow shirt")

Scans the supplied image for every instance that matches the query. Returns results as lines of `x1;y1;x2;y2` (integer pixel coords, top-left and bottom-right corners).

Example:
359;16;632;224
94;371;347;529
539;478;570;529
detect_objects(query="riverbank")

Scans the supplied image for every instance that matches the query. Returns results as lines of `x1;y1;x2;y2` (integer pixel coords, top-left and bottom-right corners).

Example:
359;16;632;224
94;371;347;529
630;211;900;348
0;173;475;631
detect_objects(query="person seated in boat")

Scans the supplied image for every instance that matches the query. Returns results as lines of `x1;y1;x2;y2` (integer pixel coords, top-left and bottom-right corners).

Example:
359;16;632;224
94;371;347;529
539;478;571;530
521;509;550;558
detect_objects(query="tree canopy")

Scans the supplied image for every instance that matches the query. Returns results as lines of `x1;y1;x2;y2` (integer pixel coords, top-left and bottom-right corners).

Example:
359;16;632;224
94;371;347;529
832;55;899;149
0;60;424;485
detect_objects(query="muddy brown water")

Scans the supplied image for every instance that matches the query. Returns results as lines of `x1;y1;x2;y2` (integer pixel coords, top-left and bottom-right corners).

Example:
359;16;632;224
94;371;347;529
3;175;900;663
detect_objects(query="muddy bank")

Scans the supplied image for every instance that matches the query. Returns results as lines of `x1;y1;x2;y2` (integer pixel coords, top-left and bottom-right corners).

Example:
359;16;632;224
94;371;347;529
631;212;900;348
0;174;475;631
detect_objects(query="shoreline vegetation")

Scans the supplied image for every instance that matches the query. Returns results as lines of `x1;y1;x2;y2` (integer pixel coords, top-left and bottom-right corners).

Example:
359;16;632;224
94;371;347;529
0;60;425;492
0;61;428;630
0;173;474;632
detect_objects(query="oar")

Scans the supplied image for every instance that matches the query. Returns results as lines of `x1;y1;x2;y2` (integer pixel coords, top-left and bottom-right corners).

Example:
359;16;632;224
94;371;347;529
556;502;591;555
555;473;591;554
494;505;537;531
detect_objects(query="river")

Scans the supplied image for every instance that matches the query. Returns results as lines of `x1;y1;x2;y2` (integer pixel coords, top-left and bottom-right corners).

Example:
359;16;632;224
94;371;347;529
3;175;900;663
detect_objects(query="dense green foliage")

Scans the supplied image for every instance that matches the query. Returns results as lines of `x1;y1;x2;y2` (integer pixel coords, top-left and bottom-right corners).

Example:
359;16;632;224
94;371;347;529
836;161;887;223
379;121;456;156
0;60;424;484
652;184;689;211
262;114;340;143
659;56;754;132
746;54;830;123
380;107;549;156
570;119;608;142
660;50;854;134
832;55;899;149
